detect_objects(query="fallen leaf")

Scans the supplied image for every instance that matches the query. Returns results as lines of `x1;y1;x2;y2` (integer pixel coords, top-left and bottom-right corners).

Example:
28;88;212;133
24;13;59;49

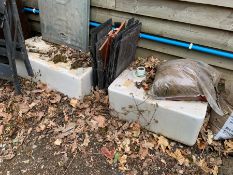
19;103;30;114
224;140;233;153
0;112;12;123
94;91;100;101
210;157;222;166
36;123;46;132
55;122;76;139
139;146;148;160
1;152;15;160
122;138;131;153
119;154;128;171
37;82;48;91
212;166;218;175
81;133;90;147
157;136;170;152
130;122;141;137
64;114;70;122
103;95;109;104
89;119;98;130
197;158;219;175
94;115;106;128
100;147;115;159
37;111;45;121
142;141;154;150
27;128;33;135
161;159;166;164
29;100;40;109
75;119;86;133
50;94;61;104
71;139;78;153
207;130;214;145
54;139;62;146
197;139;207;150
70;99;79;108
138;141;154;160
119;154;128;165
197;159;211;173
14;129;26;145
0;103;5;112
47;106;57;117
168;149;189;166
0;125;4;136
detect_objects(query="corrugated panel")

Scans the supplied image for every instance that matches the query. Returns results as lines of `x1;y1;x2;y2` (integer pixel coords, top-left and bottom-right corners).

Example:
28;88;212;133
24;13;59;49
38;0;90;51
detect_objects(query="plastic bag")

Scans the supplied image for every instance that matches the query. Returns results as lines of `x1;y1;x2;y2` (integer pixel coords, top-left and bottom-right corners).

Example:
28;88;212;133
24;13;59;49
151;59;224;116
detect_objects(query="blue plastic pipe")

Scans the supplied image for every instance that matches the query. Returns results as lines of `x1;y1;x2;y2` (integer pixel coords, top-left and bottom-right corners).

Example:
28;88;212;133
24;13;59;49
140;33;233;59
23;7;40;14
24;8;233;60
89;22;100;28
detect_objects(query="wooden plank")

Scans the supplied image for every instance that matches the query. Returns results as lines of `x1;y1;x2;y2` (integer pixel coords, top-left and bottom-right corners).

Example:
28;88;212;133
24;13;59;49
91;7;233;52
177;0;233;8
91;0;233;31
91;0;116;8
139;39;233;71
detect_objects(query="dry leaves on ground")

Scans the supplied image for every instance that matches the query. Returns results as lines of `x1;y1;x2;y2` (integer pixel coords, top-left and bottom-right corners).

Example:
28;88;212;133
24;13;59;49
0;78;230;175
100;147;115;160
224;140;233;154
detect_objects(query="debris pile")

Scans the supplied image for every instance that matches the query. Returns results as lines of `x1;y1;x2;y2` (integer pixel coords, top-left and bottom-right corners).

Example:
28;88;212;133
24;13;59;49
26;37;92;69
49;45;92;69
